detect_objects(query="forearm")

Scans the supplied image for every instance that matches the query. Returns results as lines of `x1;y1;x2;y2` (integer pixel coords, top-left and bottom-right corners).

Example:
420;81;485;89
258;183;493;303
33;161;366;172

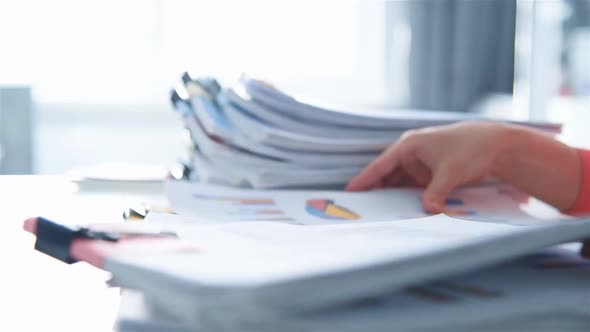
491;125;582;211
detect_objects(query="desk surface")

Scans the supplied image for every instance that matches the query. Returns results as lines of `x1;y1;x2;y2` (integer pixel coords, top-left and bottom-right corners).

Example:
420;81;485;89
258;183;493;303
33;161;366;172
1;176;164;332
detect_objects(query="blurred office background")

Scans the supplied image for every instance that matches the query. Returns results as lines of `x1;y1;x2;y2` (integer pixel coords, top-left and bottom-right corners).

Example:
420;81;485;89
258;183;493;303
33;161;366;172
0;0;588;175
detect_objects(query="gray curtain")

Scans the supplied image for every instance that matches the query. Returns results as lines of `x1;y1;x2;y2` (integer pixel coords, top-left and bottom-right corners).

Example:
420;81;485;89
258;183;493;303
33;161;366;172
389;0;517;112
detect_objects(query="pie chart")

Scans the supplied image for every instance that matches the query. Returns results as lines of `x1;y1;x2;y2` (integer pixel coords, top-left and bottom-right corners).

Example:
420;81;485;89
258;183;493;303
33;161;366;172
305;199;361;220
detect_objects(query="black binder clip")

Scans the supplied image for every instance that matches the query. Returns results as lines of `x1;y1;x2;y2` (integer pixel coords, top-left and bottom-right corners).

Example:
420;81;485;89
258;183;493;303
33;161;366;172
33;217;176;264
34;217;118;264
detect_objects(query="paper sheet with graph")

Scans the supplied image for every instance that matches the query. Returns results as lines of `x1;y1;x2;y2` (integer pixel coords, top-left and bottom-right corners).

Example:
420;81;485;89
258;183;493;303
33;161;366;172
164;180;548;225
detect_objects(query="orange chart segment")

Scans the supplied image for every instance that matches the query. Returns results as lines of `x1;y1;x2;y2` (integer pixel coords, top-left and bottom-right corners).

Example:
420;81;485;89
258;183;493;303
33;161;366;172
192;193;295;221
305;199;361;221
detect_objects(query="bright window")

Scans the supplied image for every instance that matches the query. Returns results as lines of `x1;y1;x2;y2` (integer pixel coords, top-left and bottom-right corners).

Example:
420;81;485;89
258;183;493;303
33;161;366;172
0;0;384;106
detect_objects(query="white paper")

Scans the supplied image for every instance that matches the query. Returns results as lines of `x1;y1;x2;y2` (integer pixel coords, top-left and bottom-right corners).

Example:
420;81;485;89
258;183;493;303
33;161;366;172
190;94;378;167
107;207;590;325
223;86;402;139
114;247;590;332
238;77;562;133
220;97;396;153
164;181;545;225
190;152;363;189
111;214;518;287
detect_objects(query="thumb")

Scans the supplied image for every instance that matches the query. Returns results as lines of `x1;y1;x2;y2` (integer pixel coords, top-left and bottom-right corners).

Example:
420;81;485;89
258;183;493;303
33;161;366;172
422;165;460;213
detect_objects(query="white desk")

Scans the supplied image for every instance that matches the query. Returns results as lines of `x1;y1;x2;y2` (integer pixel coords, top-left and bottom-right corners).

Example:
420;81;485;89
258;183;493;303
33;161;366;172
0;176;164;332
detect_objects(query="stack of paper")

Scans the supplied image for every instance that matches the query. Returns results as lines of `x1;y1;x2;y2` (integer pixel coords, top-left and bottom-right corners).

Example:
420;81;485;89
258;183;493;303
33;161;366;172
100;182;590;331
115;245;590;332
22;179;590;331
108;207;590;332
170;73;561;189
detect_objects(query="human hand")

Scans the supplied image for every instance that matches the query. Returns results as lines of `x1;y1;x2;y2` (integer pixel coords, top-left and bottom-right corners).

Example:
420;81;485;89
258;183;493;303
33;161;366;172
346;122;512;213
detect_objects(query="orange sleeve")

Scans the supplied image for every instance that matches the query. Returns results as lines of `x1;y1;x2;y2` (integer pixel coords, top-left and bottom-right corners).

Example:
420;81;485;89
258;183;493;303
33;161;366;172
565;149;590;216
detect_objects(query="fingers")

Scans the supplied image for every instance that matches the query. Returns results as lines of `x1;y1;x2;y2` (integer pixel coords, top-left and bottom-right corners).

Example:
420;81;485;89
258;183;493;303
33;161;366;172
401;158;432;187
346;145;402;191
382;169;415;188
374;170;403;189
421;163;462;213
347;139;414;191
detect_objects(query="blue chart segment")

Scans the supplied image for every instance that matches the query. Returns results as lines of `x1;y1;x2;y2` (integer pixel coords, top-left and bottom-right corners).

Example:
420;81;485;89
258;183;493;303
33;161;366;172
445;198;464;206
444;197;477;216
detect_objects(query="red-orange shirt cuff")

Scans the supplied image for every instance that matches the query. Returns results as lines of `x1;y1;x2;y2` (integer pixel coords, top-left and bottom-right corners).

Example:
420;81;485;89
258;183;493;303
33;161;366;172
565;148;590;216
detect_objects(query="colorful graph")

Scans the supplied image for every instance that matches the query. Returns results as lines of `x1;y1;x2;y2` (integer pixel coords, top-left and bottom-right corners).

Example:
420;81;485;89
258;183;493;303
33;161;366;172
192;193;293;221
443;209;478;217
229;209;285;215
442;197;478;217
305;199;361;221
445;198;464;206
192;194;275;206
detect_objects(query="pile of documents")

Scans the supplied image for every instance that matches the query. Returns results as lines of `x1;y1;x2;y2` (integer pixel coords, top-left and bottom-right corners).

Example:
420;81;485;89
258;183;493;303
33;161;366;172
103;182;590;331
116;245;590;332
24;181;590;331
170;73;561;189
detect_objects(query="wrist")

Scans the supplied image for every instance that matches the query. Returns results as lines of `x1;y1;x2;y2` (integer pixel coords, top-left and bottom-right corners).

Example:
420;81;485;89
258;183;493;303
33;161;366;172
486;123;581;211
490;124;529;180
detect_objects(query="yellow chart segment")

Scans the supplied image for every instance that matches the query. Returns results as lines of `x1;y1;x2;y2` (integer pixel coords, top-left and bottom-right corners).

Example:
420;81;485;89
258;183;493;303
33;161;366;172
306;199;361;220
325;203;360;220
